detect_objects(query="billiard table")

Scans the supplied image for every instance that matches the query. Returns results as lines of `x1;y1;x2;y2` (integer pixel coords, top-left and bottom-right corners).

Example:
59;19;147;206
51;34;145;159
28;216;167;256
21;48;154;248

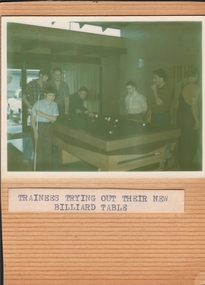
53;113;181;171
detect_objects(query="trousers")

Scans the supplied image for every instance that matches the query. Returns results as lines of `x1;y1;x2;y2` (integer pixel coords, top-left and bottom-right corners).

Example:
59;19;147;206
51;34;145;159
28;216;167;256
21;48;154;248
151;111;170;126
36;123;53;171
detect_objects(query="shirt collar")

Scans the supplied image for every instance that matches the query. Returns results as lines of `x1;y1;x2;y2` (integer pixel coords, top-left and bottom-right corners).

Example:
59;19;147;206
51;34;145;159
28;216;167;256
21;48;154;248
128;90;138;97
43;98;50;106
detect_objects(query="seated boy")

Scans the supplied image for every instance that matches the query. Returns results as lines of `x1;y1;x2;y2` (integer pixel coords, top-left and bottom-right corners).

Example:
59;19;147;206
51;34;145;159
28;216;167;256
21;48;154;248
31;86;59;171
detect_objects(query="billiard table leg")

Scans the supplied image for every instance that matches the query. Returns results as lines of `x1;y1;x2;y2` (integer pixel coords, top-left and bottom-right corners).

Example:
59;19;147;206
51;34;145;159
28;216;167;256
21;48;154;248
160;143;177;169
58;148;80;164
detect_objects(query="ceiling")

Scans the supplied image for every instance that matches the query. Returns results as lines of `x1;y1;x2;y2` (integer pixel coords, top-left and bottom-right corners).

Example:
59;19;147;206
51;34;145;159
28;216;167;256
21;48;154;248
7;21;201;65
7;22;127;64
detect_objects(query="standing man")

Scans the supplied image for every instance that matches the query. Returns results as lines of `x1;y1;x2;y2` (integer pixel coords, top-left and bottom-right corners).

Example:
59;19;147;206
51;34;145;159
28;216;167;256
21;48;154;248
177;67;200;170
23;68;49;110
47;67;69;118
125;81;148;121
147;69;173;126
22;68;50;165
31;86;59;171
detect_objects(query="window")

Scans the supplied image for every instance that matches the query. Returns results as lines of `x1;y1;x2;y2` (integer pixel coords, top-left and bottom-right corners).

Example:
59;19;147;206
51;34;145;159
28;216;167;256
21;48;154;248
71;22;121;37
7;69;22;134
8;19;121;37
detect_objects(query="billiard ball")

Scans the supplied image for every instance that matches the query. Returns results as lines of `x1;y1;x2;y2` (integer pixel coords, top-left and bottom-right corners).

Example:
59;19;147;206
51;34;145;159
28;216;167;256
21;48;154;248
143;123;146;126
109;130;113;134
105;117;108;120
108;117;111;121
115;119;118;122
114;125;117;128
95;114;99;118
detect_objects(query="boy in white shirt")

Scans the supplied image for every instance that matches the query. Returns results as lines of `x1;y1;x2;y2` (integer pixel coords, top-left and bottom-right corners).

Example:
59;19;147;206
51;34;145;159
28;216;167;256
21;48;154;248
125;81;148;121
31;86;59;171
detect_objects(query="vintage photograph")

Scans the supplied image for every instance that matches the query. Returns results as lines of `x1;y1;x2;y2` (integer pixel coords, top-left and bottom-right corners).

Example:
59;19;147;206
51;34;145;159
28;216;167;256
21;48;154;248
1;5;205;285
3;16;203;173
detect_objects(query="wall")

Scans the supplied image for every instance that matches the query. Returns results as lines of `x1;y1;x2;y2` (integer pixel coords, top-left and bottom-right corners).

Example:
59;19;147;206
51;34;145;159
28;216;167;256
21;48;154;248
118;21;202;115
50;62;100;113
101;55;120;116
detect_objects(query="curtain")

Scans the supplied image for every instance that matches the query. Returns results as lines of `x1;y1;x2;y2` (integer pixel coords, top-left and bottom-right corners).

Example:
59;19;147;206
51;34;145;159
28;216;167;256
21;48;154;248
51;62;100;112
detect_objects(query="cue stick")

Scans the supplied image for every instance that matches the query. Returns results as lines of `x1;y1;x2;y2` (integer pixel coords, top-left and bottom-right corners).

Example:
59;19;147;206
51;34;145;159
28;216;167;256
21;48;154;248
33;93;40;171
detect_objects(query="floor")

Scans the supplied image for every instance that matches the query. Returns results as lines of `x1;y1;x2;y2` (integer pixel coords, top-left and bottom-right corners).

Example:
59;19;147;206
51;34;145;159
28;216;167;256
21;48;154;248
7;114;96;171
7;135;183;172
6;120;201;172
7;138;98;172
7;119;160;172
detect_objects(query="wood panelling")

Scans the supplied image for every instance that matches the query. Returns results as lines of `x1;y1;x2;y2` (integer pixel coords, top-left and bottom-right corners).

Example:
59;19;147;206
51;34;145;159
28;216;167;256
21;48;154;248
1;2;205;16
1;178;205;285
1;2;205;285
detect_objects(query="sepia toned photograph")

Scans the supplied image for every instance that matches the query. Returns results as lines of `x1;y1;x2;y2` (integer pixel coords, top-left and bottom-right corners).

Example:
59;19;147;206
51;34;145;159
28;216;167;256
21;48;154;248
2;16;204;174
1;4;205;285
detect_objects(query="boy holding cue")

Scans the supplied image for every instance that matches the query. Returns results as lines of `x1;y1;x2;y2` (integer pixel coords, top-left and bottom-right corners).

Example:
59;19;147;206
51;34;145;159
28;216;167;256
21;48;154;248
31;86;59;171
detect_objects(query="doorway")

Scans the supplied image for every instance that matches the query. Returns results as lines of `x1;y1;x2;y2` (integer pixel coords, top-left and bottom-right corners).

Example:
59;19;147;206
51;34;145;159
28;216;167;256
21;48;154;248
7;67;43;134
7;68;22;135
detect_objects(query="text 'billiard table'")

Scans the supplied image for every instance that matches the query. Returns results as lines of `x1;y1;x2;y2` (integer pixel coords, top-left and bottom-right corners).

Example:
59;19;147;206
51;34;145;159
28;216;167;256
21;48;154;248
53;114;181;171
